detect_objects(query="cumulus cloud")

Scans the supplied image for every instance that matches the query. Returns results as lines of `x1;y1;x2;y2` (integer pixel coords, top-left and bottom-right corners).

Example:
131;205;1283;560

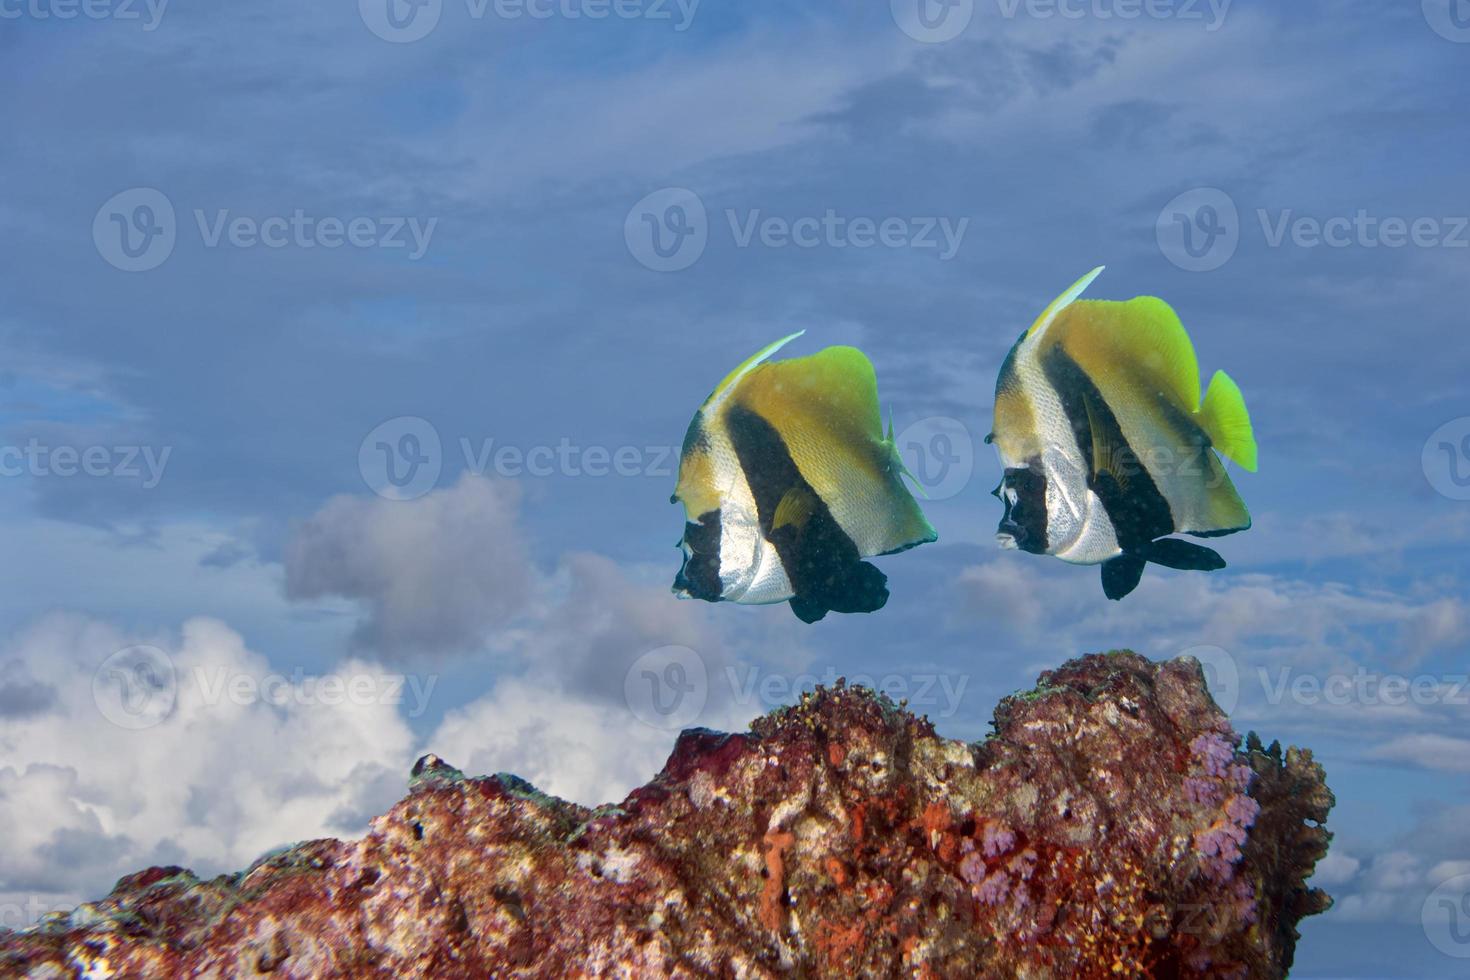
0;491;780;922
419;549;760;806
426;674;743;809
284;475;533;658
0;614;418;912
519;552;720;701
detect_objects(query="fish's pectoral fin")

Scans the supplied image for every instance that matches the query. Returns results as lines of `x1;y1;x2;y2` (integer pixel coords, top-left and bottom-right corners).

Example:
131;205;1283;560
1082;390;1131;496
1142;538;1226;571
1101;554;1147;601
772;486;817;533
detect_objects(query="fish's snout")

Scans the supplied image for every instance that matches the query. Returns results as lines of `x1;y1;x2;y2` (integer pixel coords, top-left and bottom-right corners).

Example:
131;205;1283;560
994;465;1048;556
673;511;724;602
997;517;1028;547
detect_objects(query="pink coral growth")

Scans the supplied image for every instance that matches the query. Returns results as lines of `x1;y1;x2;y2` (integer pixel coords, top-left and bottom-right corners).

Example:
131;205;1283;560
982;822;1016;859
1226;794;1261;829
1185;776;1222;807
958;852;986;885
973;870;1011;906
1190;733;1235;777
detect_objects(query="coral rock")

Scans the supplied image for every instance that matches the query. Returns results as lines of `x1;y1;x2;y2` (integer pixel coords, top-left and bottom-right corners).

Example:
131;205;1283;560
0;651;1334;978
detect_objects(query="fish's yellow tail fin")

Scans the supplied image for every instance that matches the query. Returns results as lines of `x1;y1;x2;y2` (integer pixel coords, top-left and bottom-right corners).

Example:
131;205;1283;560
1199;370;1257;472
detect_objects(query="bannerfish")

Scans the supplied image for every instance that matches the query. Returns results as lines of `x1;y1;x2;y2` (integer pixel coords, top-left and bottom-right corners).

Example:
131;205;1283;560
989;267;1258;600
672;332;937;623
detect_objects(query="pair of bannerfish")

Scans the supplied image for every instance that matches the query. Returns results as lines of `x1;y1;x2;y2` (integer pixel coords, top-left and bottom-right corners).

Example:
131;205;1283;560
672;268;1259;623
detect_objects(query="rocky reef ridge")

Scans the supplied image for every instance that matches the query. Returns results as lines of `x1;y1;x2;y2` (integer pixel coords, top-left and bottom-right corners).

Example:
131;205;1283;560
0;651;1334;978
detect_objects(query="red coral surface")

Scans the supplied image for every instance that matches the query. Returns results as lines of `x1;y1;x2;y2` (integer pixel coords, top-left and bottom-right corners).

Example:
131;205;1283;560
0;651;1334;978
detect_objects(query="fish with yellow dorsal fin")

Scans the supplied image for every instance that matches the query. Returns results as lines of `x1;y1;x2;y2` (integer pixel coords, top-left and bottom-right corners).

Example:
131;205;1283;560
988;268;1258;600
672;333;937;623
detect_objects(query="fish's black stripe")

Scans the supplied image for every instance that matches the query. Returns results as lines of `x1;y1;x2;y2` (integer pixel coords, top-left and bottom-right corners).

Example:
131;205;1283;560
995;329;1027;398
724;404;886;617
1040;347;1174;551
680;410;709;459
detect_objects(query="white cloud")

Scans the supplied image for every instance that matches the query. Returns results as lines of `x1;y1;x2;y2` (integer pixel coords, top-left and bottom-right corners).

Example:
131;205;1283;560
1366;734;1470;774
0;614;418;911
426;674;740;808
284;475;533;657
1311;850;1363;888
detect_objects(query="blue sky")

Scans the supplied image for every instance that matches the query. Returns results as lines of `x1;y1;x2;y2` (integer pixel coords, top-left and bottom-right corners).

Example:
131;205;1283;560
2;0;1469;973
